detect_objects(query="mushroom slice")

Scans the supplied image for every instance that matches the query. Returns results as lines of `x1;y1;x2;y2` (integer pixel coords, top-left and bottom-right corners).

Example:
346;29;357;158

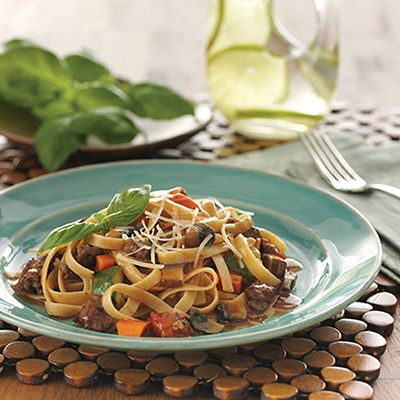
189;309;224;334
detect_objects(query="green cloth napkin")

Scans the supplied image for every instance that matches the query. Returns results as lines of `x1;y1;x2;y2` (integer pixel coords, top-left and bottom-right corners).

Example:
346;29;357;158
215;132;400;284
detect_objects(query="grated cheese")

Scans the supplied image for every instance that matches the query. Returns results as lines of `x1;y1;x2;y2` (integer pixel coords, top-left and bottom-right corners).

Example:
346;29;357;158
193;233;214;269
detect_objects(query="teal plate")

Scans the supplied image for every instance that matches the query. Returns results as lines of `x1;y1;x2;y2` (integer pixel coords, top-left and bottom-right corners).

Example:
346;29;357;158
0;161;381;352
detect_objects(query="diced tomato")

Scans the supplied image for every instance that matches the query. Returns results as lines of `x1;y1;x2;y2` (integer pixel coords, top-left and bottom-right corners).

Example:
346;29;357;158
95;254;116;271
150;311;191;338
169;193;199;210
230;273;243;294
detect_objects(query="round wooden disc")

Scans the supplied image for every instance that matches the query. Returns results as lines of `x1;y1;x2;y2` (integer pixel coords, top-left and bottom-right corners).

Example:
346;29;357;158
281;338;316;359
309;391;345;400
114;368;150;395
3;341;35;364
163;375;198;398
0;329;20;351
221;354;257;376
328;341;363;366
96;351;130;375
359;282;378;301
253;343;286;364
145;357;179;378
354;330;387;358
48;347;81;371
32;336;66;357
126;351;158;366
193;363;227;382
213;376;249;400
209;346;238;358
374;274;398;293
238;342;261;354
243;366;278;387
339;380;373;400
174;351;209;372
15;358;50;385
260;382;298;400
344;302;373;318
17;327;40;339
78;344;109;361
303;350;336;371
309;326;342;346
63;361;99;388
362;310;394;336
367;292;398;314
272;359;307;382
334;318;367;339
347;354;381;382
320;366;356;390
290;374;326;395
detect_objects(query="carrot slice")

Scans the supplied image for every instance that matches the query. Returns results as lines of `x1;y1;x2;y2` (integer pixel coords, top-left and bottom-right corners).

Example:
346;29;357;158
230;273;243;294
116;319;149;337
169;193;199;210
95;254;116;271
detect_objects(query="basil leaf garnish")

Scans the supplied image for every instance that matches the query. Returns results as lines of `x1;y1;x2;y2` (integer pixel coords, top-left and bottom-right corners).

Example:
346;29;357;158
102;184;151;231
39;221;100;253
39;184;151;252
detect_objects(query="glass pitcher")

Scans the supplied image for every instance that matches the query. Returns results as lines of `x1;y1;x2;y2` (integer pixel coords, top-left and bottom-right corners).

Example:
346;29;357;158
206;0;339;140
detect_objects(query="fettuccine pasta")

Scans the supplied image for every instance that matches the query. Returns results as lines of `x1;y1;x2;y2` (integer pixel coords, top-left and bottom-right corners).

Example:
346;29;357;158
13;185;302;337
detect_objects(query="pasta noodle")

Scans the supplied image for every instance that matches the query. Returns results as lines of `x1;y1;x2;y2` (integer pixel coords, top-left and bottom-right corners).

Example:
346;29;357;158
13;186;301;338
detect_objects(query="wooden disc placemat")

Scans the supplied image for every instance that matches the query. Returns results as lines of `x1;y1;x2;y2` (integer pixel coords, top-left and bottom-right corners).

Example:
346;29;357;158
0;274;397;399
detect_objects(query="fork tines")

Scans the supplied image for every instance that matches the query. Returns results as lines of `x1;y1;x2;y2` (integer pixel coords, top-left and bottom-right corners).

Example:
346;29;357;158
300;128;366;191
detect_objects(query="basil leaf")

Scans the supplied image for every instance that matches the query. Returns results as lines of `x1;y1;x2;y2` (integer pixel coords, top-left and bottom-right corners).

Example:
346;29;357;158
32;98;76;119
92;266;121;295
64;52;115;83
225;250;255;282
34;116;87;172
39;184;151;252
67;107;141;145
3;38;37;51
34;107;141;172
92;212;106;223
103;184;151;230
73;83;131;111
0;45;73;108
123;82;195;120
39;221;100;252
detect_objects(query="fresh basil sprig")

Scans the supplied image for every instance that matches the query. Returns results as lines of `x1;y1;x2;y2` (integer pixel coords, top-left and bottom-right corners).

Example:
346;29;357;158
39;184;151;252
0;39;195;172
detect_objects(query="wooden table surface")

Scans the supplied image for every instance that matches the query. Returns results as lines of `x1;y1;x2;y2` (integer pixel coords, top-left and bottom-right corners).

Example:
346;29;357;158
1;1;400;398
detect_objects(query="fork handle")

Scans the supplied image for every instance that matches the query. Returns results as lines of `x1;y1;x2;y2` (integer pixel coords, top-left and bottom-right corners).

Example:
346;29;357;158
370;183;400;200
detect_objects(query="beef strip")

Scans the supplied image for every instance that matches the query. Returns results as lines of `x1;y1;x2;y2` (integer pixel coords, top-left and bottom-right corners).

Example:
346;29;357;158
244;283;277;313
56;259;78;281
243;227;262;240
15;255;46;295
74;295;116;333
123;237;152;262
74;244;106;270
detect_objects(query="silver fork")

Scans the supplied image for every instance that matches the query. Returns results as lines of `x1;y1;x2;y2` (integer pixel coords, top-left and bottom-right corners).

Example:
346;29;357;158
300;128;400;200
